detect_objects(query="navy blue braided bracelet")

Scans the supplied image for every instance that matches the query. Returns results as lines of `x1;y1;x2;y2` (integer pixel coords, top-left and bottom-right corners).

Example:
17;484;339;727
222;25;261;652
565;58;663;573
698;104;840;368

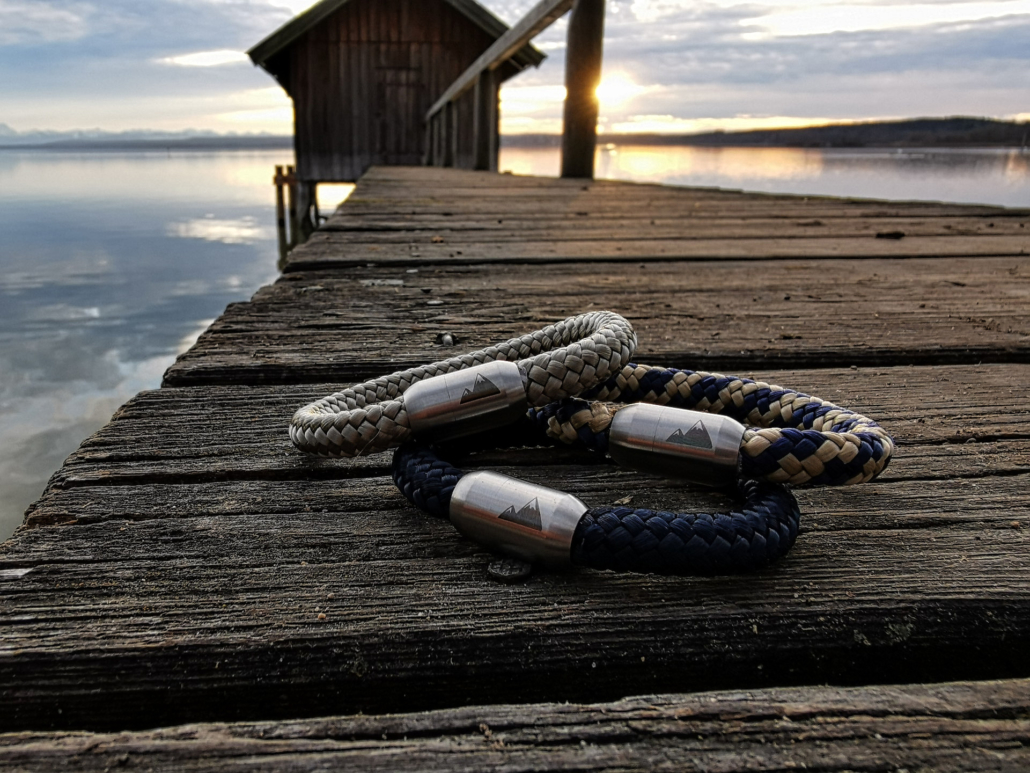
392;442;800;576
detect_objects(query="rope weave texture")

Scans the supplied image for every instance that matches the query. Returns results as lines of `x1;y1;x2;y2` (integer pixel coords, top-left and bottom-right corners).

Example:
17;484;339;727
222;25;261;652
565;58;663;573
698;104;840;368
290;311;637;458
572;365;894;485
573;480;801;575
392;443;801;575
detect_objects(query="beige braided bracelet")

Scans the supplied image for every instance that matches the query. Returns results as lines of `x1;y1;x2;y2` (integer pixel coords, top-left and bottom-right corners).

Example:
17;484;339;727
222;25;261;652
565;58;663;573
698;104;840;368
290;311;638;457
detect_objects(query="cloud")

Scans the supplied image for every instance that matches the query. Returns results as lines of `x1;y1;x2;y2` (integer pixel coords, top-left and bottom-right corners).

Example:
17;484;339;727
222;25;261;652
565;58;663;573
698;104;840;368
0;1;91;45
0;0;301;131
1;0;1028;133
489;0;1030;131
159;49;250;66
741;0;1030;38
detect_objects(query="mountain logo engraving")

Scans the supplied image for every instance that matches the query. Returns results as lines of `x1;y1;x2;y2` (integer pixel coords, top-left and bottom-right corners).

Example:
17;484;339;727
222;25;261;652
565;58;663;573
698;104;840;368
498;498;543;530
666;420;713;450
459;374;501;404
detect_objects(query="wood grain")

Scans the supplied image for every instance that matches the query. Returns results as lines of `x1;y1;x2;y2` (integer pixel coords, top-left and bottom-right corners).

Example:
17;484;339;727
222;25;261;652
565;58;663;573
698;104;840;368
3;679;1028;772
4;467;1029;731
163;258;1030;385
316;216;1030;242
288;234;1030;269
43;365;1030;485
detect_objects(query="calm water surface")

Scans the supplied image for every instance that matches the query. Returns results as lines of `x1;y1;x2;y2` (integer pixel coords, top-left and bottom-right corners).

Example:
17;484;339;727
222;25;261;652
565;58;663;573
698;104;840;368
1;146;1028;540
502;145;1030;207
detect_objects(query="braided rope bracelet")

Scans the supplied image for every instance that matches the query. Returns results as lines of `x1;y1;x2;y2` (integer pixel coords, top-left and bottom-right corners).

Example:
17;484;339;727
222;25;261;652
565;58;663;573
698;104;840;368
394;442;802;576
391;365;892;575
579;365;894;487
290;311;637;457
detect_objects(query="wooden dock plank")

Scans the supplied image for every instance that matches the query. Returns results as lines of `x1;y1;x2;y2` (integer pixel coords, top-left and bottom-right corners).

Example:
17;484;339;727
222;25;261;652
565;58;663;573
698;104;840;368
3;470;1028;731
315;216;1029;242
281;168;1028;270
45;366;1030;488
2;679;1028;772
163;256;1030;386
288;234;1030;269
22;468;1029;533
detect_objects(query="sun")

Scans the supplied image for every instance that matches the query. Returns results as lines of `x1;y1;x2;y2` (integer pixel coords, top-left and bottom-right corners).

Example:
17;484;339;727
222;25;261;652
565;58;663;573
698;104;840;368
595;75;647;107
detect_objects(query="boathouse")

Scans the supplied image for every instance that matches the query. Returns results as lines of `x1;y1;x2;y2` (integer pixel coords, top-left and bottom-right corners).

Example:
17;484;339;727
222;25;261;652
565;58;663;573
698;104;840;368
248;0;545;183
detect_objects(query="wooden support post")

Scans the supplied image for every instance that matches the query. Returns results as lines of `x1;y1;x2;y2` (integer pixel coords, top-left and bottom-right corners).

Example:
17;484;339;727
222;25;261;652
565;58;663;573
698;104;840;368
560;0;605;179
423;119;433;166
296;181;317;244
443;102;456;168
433;114;444;167
286;165;299;248
473;71;498;171
492;79;501;172
274;165;288;262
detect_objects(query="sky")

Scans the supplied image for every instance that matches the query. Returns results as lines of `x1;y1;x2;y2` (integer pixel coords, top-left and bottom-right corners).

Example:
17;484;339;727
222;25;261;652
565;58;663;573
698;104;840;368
0;0;1028;136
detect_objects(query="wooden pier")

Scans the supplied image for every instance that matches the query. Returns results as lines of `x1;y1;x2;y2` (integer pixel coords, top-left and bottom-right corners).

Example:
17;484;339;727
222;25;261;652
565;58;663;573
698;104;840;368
2;166;1030;769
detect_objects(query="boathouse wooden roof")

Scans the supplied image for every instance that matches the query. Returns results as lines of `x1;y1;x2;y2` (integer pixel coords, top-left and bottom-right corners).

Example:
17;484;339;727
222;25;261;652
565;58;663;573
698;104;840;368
249;0;545;82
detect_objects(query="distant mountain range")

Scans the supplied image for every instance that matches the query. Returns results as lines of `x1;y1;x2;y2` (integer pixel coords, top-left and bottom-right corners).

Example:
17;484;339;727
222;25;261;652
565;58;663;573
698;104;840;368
505;117;1030;149
2;117;1027;151
0;124;293;150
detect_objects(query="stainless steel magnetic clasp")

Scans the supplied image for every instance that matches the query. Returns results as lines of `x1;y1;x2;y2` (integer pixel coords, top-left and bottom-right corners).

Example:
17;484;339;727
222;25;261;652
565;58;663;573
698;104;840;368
404;361;527;441
449;471;587;565
608;404;745;487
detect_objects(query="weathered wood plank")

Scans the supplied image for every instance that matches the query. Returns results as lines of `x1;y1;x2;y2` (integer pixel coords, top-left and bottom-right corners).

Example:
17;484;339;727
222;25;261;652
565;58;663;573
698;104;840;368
2;679;1028;772
42;365;1030;487
344;165;1015;199
355;166;1022;201
286;234;1030;269
163;259;1030;385
285;166;1027;270
335;187;1021;210
315;216;1030;242
334;187;1024;211
3;357;1028;730
3;464;1029;730
21;467;1030;532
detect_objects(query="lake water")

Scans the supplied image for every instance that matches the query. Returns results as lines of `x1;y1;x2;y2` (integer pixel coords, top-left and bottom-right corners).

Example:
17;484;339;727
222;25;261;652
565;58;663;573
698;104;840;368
1;146;1028;541
502;145;1030;207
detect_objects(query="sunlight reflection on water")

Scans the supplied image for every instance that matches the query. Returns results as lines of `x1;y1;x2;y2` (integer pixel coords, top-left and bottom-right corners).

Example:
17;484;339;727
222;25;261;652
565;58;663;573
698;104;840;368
499;145;1030;207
